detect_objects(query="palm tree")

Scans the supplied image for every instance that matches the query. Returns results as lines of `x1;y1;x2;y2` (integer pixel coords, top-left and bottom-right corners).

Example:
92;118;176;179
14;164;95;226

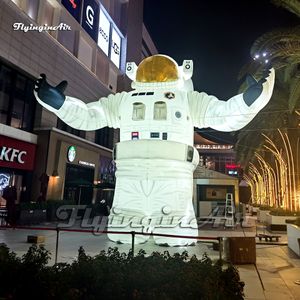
235;20;300;209
236;25;300;166
271;0;300;18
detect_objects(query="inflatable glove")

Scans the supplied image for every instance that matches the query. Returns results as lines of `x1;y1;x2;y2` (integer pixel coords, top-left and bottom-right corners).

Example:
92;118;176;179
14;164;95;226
34;74;67;110
243;67;273;106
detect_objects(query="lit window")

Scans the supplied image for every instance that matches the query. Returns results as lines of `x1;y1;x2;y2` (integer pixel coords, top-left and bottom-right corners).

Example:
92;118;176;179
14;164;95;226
154;101;167;120
26;0;39;20
132;102;145;120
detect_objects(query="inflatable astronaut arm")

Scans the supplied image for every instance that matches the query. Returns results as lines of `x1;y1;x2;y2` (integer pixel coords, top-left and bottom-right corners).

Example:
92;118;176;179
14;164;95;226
188;68;275;131
34;74;123;130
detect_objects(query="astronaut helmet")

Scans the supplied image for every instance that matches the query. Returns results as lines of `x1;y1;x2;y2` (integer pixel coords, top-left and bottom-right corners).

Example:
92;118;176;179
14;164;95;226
126;54;194;91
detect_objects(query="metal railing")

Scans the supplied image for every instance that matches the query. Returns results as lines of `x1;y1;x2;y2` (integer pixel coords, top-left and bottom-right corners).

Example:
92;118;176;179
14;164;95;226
0;225;222;264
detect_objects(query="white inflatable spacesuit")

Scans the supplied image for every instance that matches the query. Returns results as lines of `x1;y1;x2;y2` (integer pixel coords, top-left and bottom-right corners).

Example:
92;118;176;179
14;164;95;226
34;55;275;246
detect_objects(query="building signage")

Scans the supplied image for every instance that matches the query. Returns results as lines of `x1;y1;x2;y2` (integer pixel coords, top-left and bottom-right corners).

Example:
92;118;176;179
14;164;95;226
67;146;76;162
110;27;121;67
0;135;36;171
62;0;82;22
78;160;95;168
225;164;241;169
82;0;99;42
98;8;110;56
0;173;10;191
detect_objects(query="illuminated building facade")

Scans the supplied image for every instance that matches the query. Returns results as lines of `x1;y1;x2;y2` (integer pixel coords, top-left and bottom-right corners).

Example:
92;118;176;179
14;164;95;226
193;132;241;217
0;0;157;204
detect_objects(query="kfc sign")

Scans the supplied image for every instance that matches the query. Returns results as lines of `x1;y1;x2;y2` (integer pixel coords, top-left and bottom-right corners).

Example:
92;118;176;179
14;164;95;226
0;147;26;163
0;135;36;171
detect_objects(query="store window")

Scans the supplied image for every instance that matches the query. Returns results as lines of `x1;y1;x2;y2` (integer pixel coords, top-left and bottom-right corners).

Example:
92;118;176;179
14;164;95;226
64;164;94;205
0;63;36;131
95;127;113;149
132;102;145;121
153;101;167;120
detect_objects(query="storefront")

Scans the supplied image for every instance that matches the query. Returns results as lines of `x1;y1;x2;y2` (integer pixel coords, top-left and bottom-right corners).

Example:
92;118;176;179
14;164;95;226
33;128;114;205
0;124;37;203
193;165;239;217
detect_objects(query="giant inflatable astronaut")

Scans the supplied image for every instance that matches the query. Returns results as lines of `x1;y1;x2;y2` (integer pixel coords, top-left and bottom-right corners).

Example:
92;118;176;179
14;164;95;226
34;55;275;246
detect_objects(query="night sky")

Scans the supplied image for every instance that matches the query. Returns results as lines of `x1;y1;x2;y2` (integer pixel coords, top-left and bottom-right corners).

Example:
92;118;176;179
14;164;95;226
143;0;299;143
143;0;299;99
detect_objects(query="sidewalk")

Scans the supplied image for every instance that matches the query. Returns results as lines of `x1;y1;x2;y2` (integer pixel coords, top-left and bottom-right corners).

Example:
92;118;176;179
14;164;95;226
1;224;299;299
237;245;300;300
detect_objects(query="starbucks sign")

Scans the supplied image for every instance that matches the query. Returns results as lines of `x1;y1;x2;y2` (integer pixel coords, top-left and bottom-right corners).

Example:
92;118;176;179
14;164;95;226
67;146;76;162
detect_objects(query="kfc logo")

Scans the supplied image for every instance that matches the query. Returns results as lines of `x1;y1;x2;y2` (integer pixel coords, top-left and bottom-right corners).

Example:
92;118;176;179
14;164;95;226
0;147;27;164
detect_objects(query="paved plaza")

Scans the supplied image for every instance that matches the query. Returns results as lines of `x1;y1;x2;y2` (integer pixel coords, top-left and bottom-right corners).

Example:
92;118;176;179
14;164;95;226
0;220;299;299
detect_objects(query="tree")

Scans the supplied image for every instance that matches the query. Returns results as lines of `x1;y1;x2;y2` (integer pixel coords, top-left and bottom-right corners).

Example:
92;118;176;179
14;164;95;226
235;23;300;209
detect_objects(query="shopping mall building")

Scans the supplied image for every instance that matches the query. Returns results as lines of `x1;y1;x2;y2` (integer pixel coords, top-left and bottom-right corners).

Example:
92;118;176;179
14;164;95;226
0;0;157;206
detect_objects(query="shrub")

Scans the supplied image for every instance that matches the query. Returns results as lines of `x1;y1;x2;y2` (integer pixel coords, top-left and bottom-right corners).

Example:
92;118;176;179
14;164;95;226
258;205;272;211
269;208;300;216
18;201;47;211
0;245;244;300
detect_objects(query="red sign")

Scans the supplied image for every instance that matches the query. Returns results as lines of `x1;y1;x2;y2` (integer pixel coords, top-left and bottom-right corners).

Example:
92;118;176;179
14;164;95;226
226;164;241;169
131;132;139;140
0;135;36;171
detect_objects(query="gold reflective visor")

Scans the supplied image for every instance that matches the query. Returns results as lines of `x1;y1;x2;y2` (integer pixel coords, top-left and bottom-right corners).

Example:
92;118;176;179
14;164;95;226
136;55;179;83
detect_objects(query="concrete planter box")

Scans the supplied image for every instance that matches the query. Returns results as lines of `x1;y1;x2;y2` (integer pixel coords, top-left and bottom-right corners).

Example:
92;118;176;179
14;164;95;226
251;206;258;215
287;224;300;256
257;209;270;223
266;213;298;231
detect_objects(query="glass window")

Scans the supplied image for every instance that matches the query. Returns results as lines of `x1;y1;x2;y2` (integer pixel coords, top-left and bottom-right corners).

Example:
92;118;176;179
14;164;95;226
95;127;113;149
26;0;39;20
0;62;36;131
11;74;26;128
110;28;121;67
98;9;110;56
57;15;76;54
153;101;167;120
77;35;93;69
0;65;12;125
132;102;145;120
43;1;54;27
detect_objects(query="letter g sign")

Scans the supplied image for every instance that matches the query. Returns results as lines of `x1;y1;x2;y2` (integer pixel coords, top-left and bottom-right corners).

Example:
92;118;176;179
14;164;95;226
86;5;94;26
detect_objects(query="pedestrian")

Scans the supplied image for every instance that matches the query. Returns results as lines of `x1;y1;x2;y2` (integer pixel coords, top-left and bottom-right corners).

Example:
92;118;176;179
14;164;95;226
3;186;17;226
99;199;110;216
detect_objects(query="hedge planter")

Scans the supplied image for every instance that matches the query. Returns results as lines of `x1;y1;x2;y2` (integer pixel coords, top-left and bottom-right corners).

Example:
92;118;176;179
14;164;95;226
257;209;271;223
0;245;245;300
18;210;34;225
33;209;47;224
19;209;47;225
287;224;300;256
266;213;298;231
